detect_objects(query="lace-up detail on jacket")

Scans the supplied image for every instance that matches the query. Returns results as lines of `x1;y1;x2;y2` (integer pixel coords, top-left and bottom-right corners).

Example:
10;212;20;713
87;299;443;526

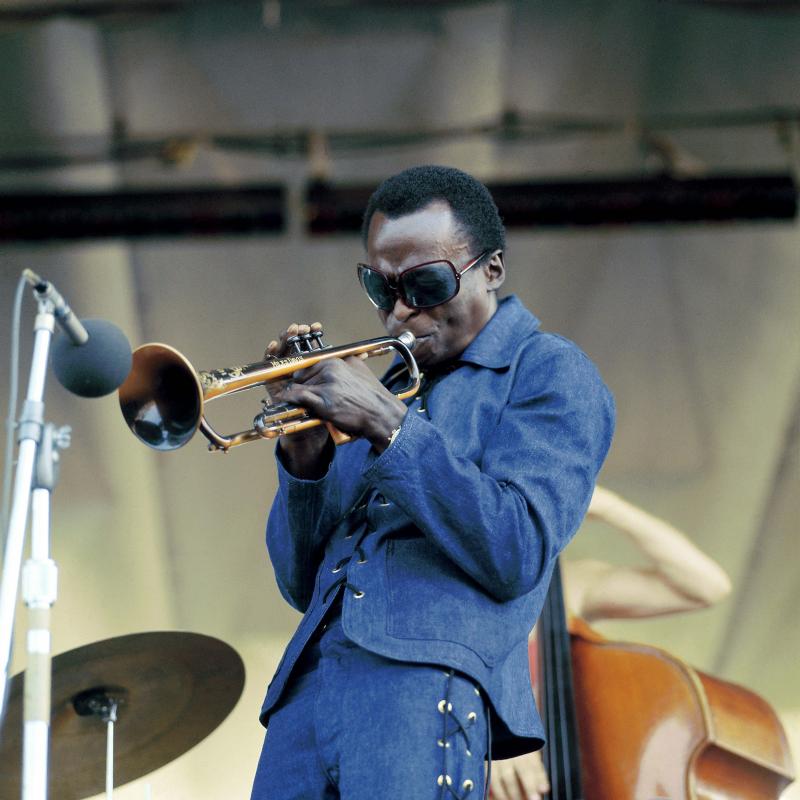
322;510;371;605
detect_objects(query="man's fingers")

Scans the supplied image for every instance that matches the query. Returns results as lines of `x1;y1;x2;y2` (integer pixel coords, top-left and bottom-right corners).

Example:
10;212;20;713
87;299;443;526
290;359;332;383
278;382;329;418
343;353;371;366
266;322;326;360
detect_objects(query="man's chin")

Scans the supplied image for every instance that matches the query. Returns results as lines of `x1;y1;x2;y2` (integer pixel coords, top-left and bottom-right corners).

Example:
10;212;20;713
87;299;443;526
410;334;436;366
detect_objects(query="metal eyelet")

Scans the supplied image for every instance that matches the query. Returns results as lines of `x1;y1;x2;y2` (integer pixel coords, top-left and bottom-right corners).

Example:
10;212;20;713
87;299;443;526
436;738;450;748
353;498;368;513
353;590;365;599
437;700;453;713
357;557;367;564
462;779;474;791
332;566;342;574
436;775;452;787
467;711;477;722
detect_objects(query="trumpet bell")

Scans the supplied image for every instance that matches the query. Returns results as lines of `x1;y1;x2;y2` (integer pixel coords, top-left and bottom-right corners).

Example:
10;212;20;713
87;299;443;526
119;344;204;451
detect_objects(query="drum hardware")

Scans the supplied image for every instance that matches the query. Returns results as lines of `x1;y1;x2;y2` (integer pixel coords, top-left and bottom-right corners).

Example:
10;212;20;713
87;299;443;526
72;687;126;799
1;271;79;800
0;631;245;800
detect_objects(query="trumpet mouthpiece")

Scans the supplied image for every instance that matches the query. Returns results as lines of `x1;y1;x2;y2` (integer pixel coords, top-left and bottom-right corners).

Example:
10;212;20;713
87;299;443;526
398;331;416;349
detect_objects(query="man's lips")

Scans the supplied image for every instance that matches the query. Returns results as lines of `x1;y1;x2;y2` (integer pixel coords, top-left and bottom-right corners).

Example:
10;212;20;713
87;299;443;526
397;330;434;343
407;333;433;351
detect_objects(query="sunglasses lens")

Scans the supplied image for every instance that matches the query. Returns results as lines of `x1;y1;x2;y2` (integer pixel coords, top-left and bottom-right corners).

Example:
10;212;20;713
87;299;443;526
358;266;395;311
402;263;457;308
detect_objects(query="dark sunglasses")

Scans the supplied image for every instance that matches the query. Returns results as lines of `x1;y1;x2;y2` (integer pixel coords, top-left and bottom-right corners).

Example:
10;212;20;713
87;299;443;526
357;251;490;311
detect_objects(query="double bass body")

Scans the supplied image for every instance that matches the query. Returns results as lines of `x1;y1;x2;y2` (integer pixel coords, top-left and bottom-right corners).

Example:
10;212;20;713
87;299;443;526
569;618;795;800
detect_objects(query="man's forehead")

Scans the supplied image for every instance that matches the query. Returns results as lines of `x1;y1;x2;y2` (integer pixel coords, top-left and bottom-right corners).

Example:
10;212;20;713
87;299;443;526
367;200;465;256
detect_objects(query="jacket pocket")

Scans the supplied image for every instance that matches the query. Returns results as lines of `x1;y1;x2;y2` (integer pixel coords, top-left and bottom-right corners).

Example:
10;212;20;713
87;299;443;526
386;536;515;666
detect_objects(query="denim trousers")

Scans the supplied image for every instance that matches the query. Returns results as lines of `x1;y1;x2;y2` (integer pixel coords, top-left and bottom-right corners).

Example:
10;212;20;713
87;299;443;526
251;615;489;800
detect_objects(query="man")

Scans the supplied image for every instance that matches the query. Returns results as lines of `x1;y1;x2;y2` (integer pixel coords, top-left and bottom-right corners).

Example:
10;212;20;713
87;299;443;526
251;165;615;799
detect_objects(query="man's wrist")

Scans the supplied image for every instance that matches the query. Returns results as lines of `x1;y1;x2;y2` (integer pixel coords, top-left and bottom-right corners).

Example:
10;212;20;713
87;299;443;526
277;428;333;479
367;402;408;454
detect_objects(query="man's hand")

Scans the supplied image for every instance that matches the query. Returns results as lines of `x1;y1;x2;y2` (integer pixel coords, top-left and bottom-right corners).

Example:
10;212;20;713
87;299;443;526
264;322;407;477
275;347;407;454
264;322;332;478
490;750;550;800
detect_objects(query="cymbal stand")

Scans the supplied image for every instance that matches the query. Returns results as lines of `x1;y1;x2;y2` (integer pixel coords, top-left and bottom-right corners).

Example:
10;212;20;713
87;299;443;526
74;689;123;799
0;289;67;800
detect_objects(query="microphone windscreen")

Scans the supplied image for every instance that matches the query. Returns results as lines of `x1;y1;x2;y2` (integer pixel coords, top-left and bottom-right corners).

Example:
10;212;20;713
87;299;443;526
51;319;133;398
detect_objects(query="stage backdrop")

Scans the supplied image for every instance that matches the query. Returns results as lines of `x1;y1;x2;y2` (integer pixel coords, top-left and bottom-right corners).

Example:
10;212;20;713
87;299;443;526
1;2;799;798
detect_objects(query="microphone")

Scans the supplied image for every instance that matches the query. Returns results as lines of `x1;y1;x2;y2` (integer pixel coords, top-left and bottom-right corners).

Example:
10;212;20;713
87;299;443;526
27;270;89;346
21;271;133;398
51;319;133;398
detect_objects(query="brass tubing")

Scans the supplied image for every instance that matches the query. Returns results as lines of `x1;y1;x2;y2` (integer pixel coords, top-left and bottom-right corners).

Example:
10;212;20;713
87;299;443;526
119;332;419;453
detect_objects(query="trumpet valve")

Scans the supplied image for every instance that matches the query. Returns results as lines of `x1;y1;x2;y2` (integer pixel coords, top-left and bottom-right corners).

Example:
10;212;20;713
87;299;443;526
254;403;308;438
286;328;327;354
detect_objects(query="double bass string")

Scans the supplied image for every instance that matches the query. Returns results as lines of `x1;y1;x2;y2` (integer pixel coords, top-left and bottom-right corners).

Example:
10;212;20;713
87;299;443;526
540;562;561;799
539;560;583;800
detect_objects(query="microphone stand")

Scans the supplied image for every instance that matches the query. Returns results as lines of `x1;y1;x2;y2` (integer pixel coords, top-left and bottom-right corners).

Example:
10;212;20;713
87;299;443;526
0;285;70;800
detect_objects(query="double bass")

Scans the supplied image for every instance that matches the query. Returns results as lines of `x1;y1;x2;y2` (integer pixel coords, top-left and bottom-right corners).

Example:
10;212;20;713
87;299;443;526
537;561;795;800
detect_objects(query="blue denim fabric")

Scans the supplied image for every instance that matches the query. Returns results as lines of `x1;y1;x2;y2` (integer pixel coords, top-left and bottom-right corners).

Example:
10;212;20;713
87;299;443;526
251;615;488;799
261;295;615;760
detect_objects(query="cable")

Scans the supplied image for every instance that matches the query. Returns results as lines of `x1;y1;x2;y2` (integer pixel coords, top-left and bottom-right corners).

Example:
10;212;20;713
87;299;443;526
1;275;28;554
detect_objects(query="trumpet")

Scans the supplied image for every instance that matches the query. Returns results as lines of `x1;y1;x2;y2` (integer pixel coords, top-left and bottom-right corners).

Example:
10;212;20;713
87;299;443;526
118;330;420;452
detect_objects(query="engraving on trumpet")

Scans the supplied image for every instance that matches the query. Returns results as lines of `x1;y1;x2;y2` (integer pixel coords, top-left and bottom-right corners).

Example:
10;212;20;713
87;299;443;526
200;365;246;390
199;356;306;391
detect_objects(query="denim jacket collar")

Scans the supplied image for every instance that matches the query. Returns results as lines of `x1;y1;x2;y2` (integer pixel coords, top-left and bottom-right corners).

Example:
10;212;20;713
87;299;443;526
458;295;541;370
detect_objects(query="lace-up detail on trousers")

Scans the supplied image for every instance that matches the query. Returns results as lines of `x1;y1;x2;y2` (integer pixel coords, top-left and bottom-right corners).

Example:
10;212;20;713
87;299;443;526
436;670;485;799
252;627;489;800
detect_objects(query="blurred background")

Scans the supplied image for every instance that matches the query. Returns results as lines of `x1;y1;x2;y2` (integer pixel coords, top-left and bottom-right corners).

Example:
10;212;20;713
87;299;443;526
0;0;798;797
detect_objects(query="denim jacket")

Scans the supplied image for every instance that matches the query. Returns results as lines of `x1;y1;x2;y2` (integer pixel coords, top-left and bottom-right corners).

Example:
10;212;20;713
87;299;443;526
261;295;615;758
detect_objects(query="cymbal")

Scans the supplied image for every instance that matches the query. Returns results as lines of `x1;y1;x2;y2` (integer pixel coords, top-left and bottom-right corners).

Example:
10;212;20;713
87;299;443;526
0;631;245;800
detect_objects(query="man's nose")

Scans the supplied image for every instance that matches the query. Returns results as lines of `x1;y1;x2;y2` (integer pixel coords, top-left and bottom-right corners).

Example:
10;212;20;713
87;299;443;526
391;295;416;322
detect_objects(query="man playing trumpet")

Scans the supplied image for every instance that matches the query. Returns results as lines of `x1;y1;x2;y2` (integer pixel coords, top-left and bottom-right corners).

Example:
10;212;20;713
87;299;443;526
250;165;615;800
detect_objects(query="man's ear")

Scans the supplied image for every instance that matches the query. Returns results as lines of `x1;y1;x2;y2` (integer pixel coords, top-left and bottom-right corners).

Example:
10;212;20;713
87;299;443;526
484;251;506;291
